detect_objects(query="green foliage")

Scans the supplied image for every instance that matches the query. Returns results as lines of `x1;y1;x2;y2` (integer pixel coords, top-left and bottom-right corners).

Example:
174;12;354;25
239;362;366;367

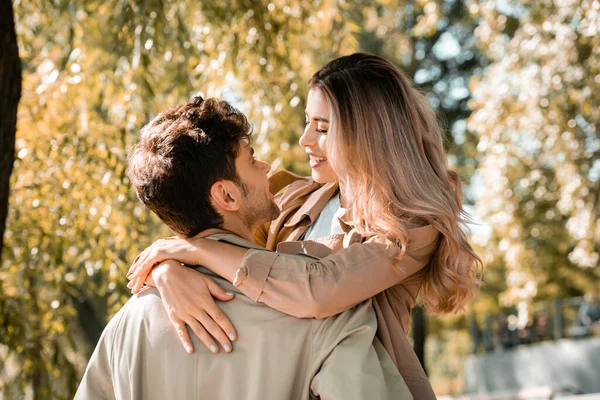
469;0;600;308
6;0;597;397
3;0;483;396
426;324;472;394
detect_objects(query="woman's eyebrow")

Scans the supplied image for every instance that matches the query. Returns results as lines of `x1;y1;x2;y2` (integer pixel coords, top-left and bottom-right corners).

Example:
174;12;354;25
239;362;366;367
305;113;329;123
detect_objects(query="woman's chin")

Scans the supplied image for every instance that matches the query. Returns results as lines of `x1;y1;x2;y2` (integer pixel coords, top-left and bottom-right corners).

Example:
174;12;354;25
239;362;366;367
311;169;336;184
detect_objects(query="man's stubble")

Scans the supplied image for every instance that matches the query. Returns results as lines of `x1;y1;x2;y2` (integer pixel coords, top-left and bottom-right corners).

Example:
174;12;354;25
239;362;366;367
238;182;280;233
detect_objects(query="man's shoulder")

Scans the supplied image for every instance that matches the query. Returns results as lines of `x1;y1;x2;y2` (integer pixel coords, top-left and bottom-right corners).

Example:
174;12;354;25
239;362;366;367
104;289;168;334
125;288;171;321
101;289;178;356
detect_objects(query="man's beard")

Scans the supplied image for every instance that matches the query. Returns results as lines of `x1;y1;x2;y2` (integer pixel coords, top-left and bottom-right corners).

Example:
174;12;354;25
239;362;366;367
238;182;280;231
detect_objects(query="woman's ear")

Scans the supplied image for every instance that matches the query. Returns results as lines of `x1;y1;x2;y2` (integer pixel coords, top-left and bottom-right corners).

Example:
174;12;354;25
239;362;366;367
210;180;241;212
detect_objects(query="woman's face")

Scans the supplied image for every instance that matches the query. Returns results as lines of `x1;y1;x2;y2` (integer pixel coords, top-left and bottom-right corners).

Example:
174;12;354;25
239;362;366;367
300;88;337;183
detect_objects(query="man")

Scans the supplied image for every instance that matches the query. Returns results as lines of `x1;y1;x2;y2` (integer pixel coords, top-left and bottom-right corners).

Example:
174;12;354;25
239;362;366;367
75;97;412;399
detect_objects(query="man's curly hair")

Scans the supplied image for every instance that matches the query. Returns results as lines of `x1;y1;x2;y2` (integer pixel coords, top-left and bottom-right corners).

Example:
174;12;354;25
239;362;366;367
127;96;251;237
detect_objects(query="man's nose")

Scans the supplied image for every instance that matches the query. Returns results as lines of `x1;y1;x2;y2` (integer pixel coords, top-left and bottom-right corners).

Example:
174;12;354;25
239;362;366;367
260;160;271;174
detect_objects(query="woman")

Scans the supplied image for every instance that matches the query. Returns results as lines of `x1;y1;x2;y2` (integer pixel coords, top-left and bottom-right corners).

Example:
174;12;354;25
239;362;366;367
127;53;481;398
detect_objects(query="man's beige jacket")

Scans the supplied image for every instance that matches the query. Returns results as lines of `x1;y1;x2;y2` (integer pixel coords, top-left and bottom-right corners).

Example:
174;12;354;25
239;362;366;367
75;234;412;400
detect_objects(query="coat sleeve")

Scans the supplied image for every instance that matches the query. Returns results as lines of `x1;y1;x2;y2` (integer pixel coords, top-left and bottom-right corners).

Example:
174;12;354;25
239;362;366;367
234;228;440;318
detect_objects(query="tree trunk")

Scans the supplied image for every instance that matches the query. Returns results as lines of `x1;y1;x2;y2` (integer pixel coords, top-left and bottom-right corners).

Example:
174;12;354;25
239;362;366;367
0;0;22;264
412;305;428;375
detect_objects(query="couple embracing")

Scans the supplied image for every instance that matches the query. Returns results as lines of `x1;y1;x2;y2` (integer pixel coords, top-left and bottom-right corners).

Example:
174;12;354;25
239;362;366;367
76;53;481;399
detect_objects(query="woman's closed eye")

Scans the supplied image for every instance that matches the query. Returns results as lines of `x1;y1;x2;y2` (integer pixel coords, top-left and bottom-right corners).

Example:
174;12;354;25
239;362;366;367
305;119;328;134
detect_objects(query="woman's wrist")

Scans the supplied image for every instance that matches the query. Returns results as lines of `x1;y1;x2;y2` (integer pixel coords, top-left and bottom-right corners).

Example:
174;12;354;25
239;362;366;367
192;239;247;283
189;237;208;260
151;261;181;288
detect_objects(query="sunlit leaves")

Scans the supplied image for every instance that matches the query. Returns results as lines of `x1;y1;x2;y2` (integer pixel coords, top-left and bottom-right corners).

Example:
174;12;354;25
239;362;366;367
1;0;395;397
1;0;503;396
469;0;600;305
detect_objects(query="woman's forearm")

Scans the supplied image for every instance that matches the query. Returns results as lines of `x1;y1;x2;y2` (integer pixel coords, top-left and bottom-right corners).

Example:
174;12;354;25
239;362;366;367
196;240;250;283
236;242;402;318
190;228;438;319
235;232;440;318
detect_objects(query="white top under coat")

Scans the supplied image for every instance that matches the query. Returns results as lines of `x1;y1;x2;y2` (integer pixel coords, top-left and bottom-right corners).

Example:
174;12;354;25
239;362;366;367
303;193;345;240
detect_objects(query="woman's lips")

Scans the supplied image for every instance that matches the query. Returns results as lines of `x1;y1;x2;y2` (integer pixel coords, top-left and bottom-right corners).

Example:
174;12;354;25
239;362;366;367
309;154;327;168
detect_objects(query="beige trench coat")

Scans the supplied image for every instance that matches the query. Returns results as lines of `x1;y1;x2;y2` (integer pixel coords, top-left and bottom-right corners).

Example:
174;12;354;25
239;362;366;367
233;171;440;400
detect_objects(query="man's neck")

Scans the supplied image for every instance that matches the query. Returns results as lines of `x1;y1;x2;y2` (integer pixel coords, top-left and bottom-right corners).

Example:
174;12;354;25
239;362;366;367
194;222;255;243
223;219;256;242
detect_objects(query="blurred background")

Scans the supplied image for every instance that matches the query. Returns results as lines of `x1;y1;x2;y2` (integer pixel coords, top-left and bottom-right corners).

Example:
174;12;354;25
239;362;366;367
0;0;598;399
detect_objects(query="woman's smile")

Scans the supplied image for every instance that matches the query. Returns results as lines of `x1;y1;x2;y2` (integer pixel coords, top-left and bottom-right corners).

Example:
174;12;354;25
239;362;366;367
307;152;328;168
300;89;337;183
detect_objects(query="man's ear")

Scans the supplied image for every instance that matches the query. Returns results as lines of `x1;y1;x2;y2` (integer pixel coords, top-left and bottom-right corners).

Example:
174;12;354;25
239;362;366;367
210;180;242;212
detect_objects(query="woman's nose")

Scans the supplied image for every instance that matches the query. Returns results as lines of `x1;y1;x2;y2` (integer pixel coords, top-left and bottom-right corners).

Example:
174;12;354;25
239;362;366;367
299;126;316;147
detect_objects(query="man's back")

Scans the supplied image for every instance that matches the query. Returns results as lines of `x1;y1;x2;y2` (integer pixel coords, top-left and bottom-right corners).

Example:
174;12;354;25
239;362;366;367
76;236;412;399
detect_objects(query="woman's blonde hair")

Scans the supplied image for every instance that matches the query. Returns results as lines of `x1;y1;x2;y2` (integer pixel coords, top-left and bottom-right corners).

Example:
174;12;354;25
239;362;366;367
309;53;482;315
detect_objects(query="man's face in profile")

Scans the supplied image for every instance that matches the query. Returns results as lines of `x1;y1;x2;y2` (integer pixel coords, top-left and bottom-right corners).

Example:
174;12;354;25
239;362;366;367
234;141;280;230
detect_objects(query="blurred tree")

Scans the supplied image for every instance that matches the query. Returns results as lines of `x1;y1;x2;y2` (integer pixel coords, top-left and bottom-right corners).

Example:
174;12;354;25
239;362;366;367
0;0;21;264
412;305;428;373
469;0;600;308
0;4;22;395
1;0;486;397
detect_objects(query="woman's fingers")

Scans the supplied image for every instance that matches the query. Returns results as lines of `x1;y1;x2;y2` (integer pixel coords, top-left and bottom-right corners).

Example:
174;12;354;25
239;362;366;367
185;318;220;354
203;278;237;342
128;236;201;282
150;265;236;354
206;306;237;345
194;310;233;353
170;313;227;355
127;253;141;277
130;241;166;280
129;251;156;281
138;267;154;292
130;278;141;294
129;260;159;294
129;277;142;294
204;277;235;302
171;318;194;354
128;246;151;277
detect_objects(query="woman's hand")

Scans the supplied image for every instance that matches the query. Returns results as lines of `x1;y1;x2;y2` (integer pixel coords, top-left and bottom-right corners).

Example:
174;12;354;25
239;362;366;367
149;260;237;354
127;236;203;294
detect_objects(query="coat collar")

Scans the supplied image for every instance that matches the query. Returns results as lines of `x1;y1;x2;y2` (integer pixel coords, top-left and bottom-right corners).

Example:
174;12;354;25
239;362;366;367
283;182;339;227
